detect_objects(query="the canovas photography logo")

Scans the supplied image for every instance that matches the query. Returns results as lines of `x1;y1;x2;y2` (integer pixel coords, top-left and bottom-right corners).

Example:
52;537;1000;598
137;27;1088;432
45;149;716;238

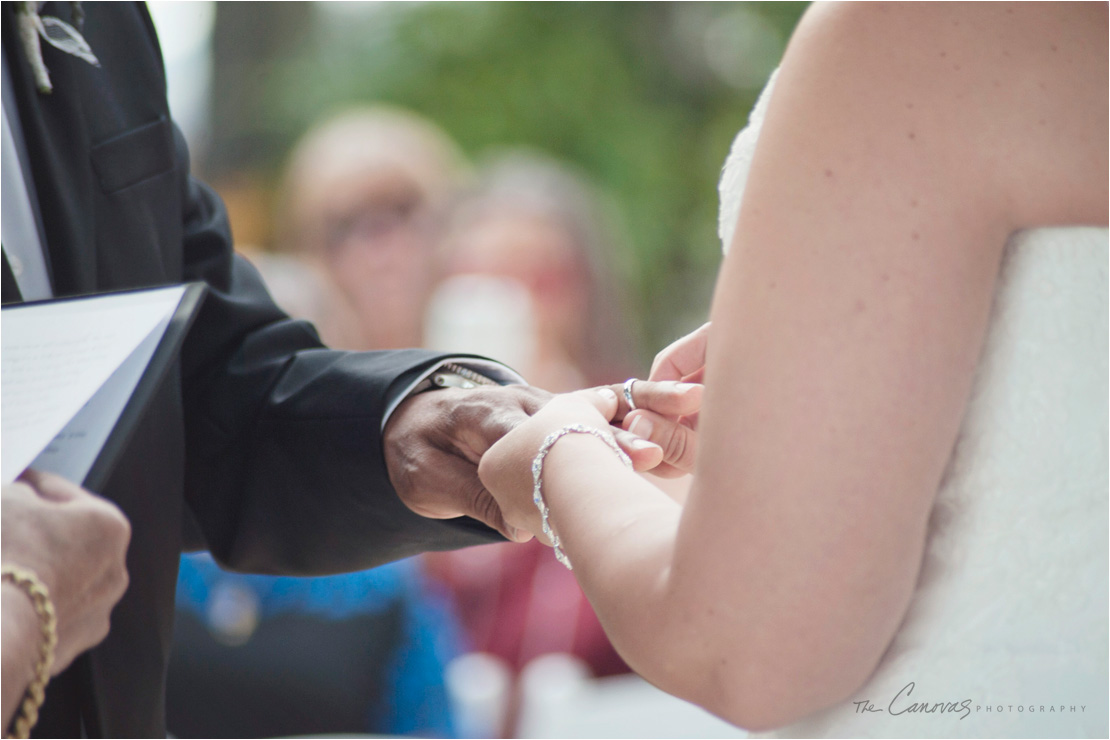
853;682;1088;721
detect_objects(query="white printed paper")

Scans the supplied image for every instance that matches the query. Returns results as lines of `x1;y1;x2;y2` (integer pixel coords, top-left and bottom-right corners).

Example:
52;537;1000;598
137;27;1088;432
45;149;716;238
1;286;186;484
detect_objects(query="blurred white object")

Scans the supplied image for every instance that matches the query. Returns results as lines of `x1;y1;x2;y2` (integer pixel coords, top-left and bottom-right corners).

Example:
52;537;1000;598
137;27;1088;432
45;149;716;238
444;652;512;739
516;653;746;739
146;1;215;158
424;274;537;374
516;653;592;739
204;579;260;647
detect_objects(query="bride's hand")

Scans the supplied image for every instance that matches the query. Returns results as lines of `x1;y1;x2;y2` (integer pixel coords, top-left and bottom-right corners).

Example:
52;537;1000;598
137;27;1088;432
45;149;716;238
614;322;710;478
649;322;710;385
478;387;648;544
607;378;703;477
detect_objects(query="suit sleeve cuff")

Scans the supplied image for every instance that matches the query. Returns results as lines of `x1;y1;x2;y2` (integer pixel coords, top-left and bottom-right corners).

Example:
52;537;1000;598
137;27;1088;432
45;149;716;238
380;358;527;430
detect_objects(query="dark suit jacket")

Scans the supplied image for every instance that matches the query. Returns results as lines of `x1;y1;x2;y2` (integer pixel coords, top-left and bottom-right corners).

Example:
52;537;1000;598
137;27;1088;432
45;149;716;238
2;3;497;736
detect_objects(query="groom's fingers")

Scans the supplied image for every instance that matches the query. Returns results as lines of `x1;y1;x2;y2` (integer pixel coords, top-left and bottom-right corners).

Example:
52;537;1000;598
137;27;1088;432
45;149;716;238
622;409;699;475
402;449;533;543
385;386;556;543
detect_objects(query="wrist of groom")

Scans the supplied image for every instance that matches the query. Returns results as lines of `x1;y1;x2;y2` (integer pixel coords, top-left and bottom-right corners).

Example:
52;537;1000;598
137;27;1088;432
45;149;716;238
380;356;527;431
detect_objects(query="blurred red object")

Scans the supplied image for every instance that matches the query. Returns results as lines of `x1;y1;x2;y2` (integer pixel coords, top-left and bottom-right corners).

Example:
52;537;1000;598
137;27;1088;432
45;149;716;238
425;540;628;679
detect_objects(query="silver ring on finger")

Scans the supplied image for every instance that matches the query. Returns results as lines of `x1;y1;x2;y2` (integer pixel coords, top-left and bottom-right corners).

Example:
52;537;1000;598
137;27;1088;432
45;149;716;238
622;378;638;411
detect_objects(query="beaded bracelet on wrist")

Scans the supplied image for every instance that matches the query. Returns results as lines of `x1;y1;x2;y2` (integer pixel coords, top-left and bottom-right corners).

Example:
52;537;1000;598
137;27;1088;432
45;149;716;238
531;423;632;570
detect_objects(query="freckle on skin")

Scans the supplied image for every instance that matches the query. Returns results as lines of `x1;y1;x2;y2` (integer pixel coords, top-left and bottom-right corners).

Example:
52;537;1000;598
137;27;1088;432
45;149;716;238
940;51;947;58
881;273;890;283
855;299;866;313
906;102;914;110
910;199;919;208
824;168;833;178
953;64;962;71
1051;44;1058;52
908;132;916;141
911;231;920;241
1038;119;1046;126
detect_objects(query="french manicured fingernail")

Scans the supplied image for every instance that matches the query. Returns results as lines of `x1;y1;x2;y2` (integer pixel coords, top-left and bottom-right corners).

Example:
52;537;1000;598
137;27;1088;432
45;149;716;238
629;415;653;438
630;438;659;451
597;388;617;402
676;382;697;392
507;526;522;541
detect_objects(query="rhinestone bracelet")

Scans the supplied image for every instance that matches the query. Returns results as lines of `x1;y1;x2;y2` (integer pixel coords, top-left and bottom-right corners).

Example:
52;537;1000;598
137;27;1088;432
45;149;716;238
531;423;632;570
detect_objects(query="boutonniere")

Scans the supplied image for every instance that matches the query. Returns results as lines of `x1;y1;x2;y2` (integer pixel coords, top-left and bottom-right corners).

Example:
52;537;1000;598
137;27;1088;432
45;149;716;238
17;1;100;94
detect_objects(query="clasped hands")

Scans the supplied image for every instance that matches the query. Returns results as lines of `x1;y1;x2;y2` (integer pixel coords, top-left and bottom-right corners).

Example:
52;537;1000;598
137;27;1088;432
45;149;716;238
386;323;709;543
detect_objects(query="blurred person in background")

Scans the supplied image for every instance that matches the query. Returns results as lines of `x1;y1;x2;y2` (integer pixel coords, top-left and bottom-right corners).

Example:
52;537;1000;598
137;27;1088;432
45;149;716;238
240;253;366;350
430;153;637;391
275;106;472;350
423;155;642;726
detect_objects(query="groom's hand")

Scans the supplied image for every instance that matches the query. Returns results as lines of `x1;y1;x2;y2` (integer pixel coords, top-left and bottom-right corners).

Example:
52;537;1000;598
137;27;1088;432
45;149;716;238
384;385;550;542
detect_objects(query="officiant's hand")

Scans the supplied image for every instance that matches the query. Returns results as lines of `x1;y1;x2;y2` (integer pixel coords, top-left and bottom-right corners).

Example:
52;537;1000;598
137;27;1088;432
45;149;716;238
2;471;130;675
384;382;698;541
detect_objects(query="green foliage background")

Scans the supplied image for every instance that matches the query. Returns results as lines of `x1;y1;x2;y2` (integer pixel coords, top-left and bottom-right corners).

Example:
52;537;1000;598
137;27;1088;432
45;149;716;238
208;2;809;360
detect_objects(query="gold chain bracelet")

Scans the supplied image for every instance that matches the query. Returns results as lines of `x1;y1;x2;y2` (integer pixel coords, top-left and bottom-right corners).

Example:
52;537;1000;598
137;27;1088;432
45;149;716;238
2;564;57;739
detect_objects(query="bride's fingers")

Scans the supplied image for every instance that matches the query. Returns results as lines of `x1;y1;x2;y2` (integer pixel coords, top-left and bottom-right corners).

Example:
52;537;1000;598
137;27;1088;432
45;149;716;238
623;409;699;475
605;379;703;421
679;367;705;385
561;388;665;471
611;427;664;472
638;381;702;418
643;460;688;479
649;322;711;382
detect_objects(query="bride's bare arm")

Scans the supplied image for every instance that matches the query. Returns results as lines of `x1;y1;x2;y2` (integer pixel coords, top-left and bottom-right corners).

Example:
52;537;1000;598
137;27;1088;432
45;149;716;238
481;1;1107;730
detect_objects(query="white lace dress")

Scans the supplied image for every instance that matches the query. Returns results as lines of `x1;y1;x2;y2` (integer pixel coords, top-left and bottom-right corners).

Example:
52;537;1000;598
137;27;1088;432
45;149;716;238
719;73;1109;739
